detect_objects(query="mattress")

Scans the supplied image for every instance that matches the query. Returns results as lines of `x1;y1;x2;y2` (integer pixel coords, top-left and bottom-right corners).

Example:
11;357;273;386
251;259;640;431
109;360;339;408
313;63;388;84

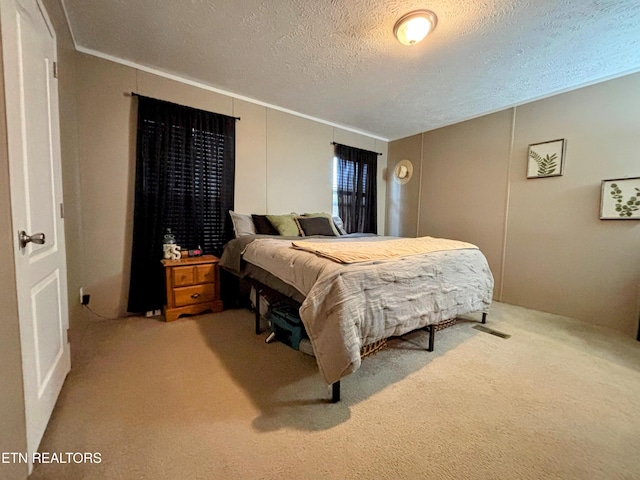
221;235;494;385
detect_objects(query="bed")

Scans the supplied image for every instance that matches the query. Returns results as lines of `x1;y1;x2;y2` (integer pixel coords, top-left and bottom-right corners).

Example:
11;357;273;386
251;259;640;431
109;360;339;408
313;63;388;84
220;234;494;401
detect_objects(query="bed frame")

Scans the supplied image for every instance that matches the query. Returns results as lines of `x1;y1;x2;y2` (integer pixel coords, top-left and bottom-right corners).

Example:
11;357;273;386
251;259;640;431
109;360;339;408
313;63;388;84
249;279;487;403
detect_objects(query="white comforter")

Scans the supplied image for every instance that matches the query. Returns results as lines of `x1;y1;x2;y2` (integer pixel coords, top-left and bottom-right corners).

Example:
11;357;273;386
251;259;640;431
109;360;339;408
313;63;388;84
243;236;494;385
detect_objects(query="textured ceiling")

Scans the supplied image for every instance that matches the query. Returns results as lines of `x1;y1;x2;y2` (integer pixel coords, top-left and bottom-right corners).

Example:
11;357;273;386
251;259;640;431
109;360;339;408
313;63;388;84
62;0;640;140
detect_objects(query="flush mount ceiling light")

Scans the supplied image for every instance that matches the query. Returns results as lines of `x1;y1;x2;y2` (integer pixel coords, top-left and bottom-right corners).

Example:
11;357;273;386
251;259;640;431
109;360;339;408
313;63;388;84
393;9;437;46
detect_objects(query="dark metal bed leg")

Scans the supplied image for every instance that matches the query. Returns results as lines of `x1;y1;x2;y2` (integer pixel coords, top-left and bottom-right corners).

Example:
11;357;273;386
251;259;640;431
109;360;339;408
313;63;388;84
331;381;341;403
254;288;261;334
427;325;435;352
482;312;487;324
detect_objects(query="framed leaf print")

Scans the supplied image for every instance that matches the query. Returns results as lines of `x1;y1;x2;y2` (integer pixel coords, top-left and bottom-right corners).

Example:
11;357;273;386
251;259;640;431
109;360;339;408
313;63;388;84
527;139;566;178
600;177;640;220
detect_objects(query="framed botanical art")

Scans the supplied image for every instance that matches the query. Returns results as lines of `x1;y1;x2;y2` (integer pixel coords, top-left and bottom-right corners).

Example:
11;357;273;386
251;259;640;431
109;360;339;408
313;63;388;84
527;139;566;178
600;177;640;220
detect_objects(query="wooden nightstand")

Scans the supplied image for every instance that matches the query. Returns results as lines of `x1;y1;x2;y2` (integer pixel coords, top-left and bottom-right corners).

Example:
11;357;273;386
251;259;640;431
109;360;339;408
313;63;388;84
161;254;223;322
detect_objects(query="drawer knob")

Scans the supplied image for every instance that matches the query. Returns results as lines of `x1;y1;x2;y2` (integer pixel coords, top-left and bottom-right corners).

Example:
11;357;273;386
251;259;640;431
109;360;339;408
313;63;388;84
191;293;201;299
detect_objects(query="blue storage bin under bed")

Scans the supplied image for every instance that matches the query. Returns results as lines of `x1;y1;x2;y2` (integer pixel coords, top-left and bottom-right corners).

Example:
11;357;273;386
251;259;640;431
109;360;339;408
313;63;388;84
268;304;307;350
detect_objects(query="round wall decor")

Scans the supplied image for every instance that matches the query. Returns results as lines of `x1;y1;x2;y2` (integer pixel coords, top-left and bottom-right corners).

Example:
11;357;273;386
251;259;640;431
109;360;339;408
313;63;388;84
393;159;413;184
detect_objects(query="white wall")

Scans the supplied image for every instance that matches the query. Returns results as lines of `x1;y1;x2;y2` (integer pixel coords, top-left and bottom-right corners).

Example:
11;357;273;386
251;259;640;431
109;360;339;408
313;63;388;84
386;133;422;238
74;53;388;317
389;72;640;336
502;74;640;334
266;109;333;214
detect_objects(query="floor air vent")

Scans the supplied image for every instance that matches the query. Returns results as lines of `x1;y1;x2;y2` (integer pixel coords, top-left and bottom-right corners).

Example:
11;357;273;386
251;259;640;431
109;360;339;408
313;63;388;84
473;324;511;339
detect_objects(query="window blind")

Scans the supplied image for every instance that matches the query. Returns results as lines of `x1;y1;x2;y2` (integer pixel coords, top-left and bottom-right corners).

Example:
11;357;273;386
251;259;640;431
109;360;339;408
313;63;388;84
128;96;235;312
334;143;377;234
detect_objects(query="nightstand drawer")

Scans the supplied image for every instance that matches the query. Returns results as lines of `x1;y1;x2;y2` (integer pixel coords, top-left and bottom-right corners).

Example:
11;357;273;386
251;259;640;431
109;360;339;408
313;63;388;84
172;266;195;287
173;283;215;307
195;263;215;284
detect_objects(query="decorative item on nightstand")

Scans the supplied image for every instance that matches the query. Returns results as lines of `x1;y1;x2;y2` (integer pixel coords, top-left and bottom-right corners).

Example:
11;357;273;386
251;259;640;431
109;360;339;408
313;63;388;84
162;228;180;260
161;254;223;321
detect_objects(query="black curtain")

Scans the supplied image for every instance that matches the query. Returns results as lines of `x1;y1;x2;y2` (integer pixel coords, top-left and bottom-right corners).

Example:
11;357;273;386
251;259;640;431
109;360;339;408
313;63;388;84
127;95;235;313
335;143;377;234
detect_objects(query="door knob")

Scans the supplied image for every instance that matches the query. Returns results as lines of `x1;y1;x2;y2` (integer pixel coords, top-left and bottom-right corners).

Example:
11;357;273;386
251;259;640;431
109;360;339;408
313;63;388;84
19;231;46;249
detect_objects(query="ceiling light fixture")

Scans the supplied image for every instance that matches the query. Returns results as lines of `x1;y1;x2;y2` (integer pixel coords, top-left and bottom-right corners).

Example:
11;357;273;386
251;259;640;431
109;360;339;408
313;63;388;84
393;9;437;46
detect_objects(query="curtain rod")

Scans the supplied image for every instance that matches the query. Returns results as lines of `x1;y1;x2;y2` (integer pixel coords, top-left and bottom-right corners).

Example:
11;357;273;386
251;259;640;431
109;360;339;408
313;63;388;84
129;92;241;120
330;141;382;156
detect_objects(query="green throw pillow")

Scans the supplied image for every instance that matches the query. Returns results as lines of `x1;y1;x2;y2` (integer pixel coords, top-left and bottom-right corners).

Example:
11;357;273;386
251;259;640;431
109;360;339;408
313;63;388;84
266;214;301;236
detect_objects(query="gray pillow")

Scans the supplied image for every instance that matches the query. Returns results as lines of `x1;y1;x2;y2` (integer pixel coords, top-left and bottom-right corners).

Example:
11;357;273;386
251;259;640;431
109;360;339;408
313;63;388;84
296;216;337;237
229;211;256;237
303;212;341;236
252;214;279;235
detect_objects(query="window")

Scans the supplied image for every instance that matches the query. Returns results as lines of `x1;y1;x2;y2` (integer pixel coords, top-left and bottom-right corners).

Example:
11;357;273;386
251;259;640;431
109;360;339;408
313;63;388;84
128;95;236;312
332;156;339;217
333;143;378;234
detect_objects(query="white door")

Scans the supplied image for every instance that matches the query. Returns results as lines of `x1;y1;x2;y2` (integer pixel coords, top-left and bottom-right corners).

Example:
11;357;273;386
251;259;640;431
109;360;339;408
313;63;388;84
1;0;70;470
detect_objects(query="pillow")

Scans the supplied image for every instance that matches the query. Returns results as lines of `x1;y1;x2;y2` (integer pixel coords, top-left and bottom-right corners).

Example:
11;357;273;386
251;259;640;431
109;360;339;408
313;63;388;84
296;216;338;237
332;216;348;235
252;214;279;235
229;211;256;237
303;212;341;236
266;214;301;236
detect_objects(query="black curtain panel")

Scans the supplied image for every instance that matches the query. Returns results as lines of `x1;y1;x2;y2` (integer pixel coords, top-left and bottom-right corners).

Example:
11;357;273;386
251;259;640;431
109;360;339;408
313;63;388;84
127;95;235;313
334;143;377;234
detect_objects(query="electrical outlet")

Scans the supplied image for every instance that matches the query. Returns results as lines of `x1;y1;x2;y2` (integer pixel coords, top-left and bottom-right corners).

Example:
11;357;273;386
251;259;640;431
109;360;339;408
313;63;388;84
154;309;161;316
145;310;154;317
79;287;84;304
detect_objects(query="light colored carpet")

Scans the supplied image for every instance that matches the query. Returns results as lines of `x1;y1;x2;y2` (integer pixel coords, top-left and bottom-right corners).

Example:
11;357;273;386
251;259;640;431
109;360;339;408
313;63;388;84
30;302;640;479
